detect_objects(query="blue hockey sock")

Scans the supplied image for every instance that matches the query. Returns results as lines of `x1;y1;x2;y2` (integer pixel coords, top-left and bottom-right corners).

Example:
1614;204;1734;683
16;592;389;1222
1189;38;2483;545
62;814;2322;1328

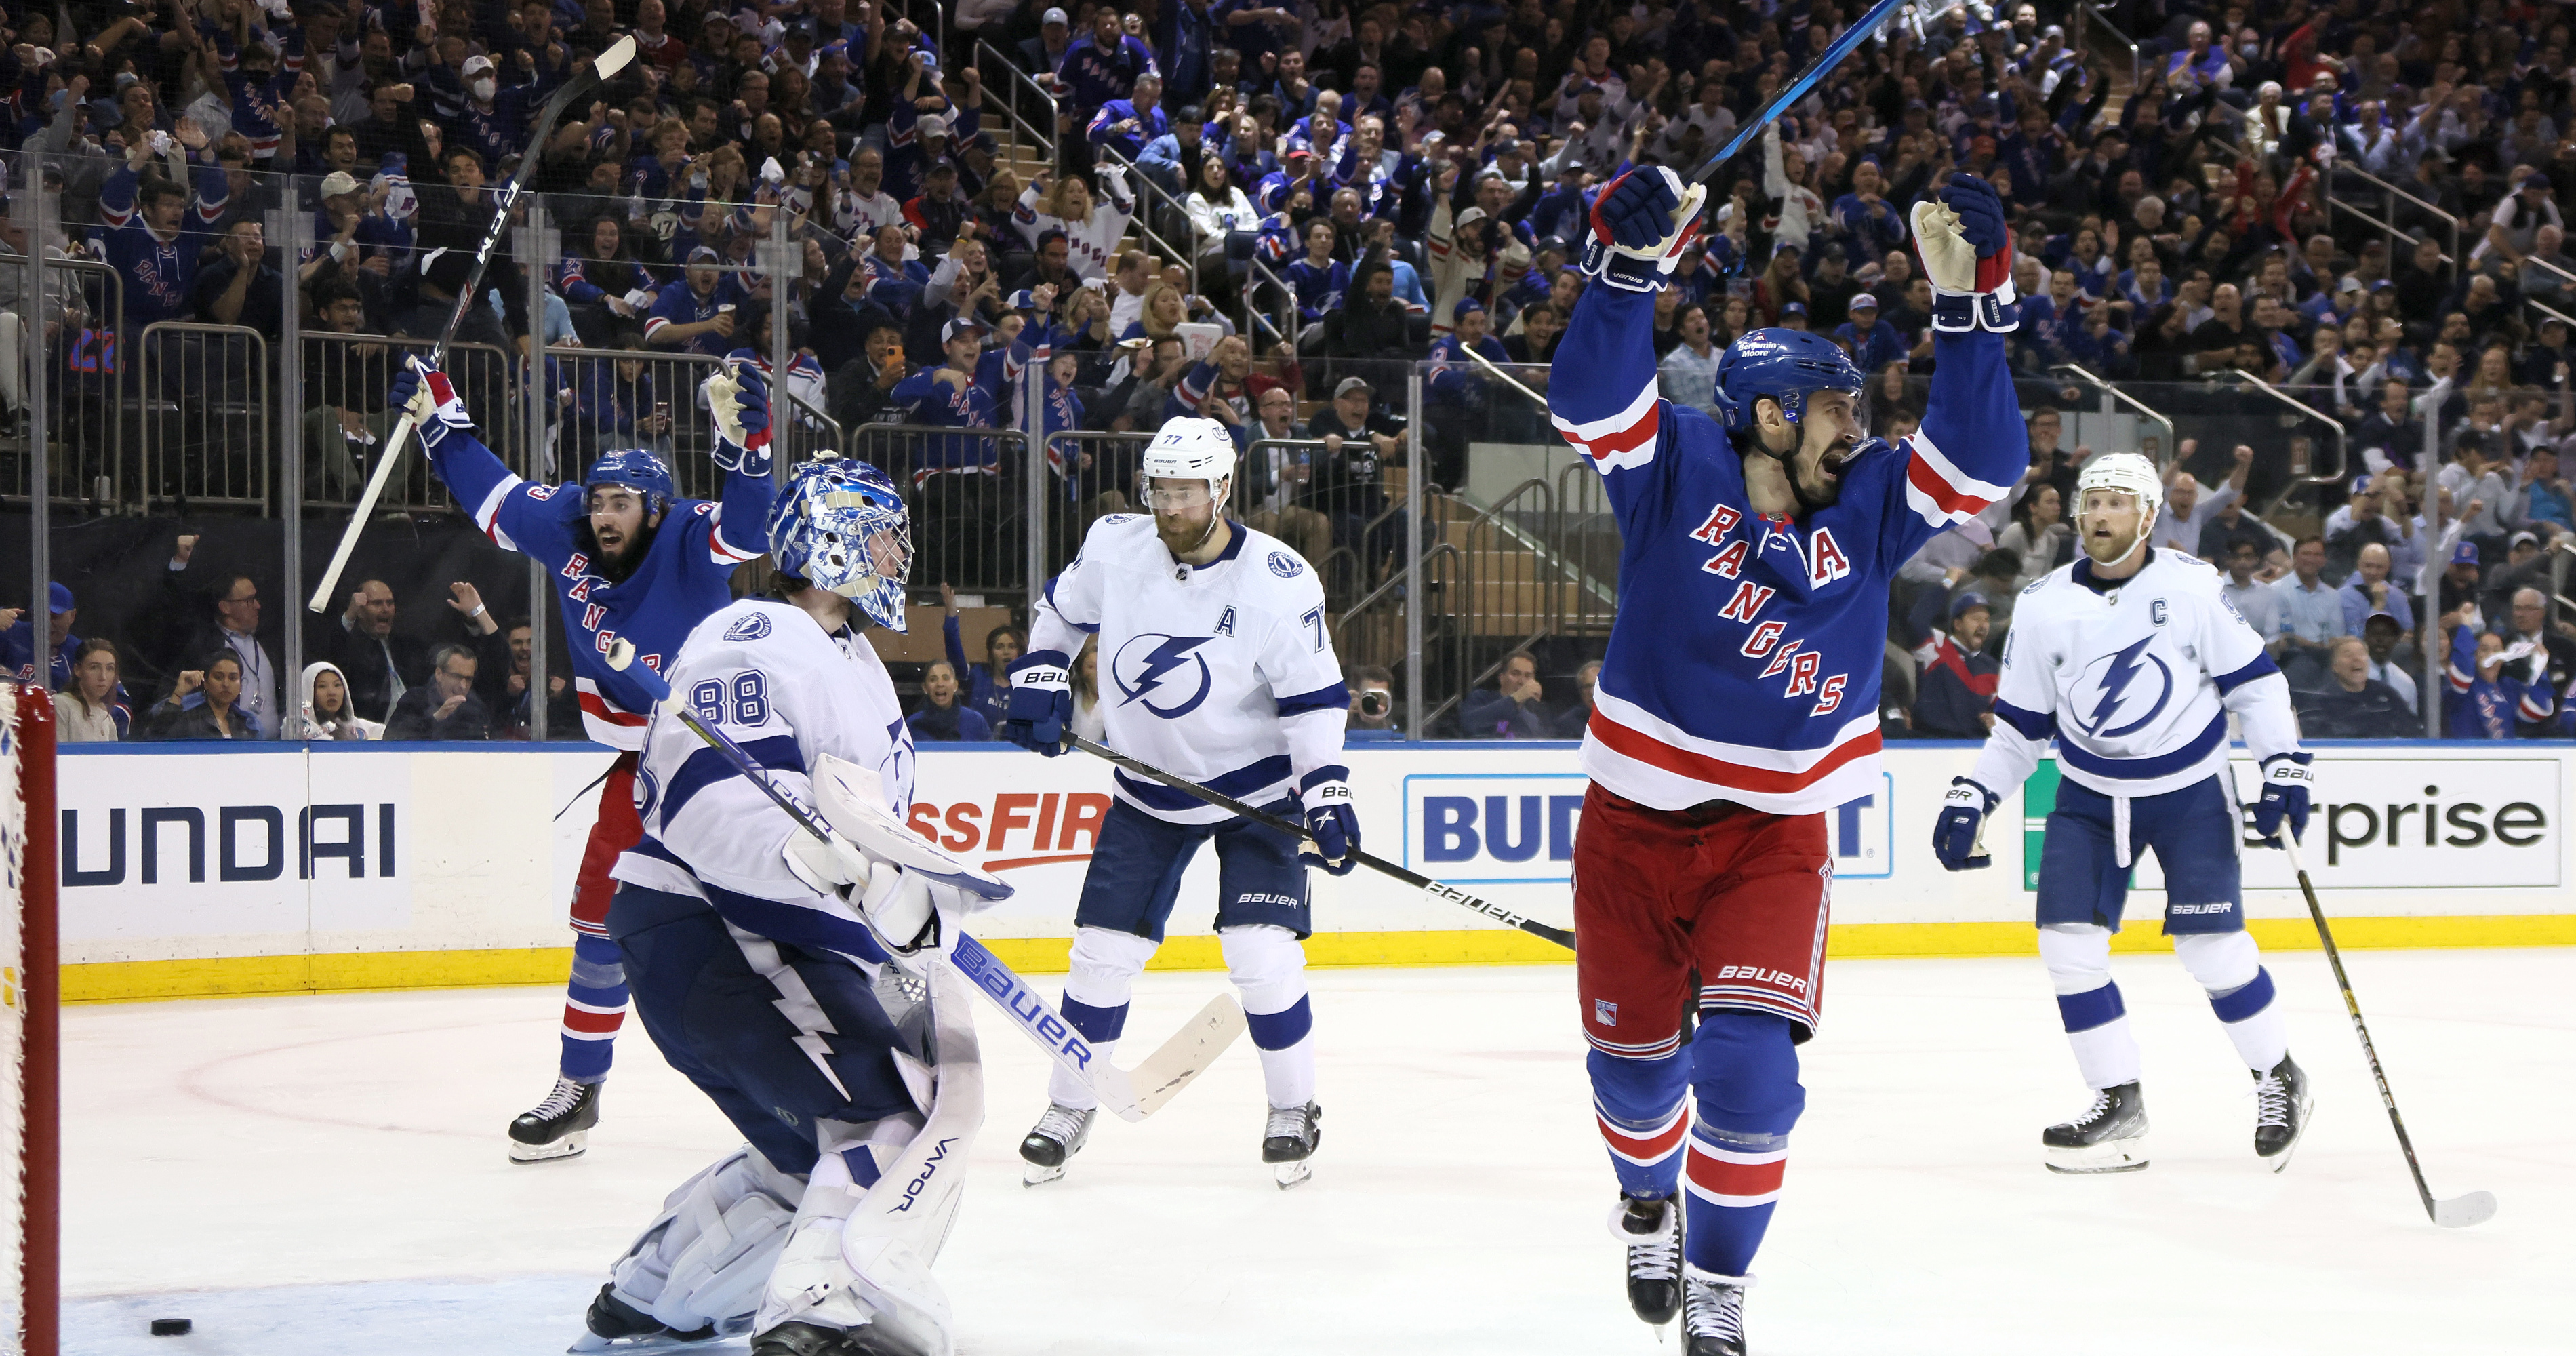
1684;1010;1805;1277
559;932;628;1083
1587;1047;1689;1200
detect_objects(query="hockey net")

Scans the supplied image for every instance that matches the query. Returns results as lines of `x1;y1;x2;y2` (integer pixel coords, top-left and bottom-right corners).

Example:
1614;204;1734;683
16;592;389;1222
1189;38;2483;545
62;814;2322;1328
0;685;56;1356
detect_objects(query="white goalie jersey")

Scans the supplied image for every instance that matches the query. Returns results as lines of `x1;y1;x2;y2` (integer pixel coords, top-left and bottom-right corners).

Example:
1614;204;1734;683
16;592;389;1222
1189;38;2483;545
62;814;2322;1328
1027;515;1352;825
613;599;917;927
1971;551;2303;799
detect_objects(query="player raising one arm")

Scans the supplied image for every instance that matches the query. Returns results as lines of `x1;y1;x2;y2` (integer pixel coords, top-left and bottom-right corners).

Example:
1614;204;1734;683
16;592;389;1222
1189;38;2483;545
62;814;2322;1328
390;355;776;1162
1931;453;2316;1176
1550;168;2026;1354
575;460;995;1356
999;417;1358;1189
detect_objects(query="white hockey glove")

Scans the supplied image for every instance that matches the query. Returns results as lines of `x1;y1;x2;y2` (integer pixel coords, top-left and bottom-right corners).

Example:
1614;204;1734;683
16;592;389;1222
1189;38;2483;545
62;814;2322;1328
1910;172;2018;333
1581;166;1708;294
782;824;875;896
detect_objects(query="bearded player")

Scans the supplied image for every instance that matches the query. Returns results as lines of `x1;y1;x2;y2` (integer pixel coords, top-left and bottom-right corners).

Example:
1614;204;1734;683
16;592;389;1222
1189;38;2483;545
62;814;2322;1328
1550;169;2026;1353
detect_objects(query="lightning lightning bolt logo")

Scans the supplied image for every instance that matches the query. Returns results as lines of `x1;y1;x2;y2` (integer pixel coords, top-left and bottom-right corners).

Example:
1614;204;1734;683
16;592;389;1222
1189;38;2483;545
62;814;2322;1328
1114;634;1216;718
2077;635;2173;738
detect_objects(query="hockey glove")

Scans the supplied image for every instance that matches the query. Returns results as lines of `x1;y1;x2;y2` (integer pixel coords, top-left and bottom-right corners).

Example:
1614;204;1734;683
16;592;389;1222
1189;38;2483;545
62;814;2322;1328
1931;777;2000;871
782;826;877;898
390;355;476;449
2253;752;2314;845
704;359;773;477
1910;172;2018;334
1297;767;1361;876
858;860;942;954
1582;166;1708;294
1000;651;1073;755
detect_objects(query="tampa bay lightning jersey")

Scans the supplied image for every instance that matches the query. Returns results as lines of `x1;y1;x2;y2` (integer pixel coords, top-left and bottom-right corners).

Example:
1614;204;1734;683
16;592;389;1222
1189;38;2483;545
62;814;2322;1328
1548;285;2026;814
611;599;914;962
1970;549;2303;799
426;431;772;748
1027;515;1350;824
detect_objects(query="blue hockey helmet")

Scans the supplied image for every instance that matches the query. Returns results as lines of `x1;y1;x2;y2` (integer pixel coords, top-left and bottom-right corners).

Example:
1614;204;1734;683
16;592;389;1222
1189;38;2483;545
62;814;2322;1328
767;458;913;632
1710;328;1869;435
584;447;678;513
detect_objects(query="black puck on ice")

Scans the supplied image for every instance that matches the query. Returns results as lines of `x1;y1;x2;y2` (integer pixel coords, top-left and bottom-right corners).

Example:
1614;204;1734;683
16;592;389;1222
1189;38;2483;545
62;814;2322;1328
150;1317;193;1336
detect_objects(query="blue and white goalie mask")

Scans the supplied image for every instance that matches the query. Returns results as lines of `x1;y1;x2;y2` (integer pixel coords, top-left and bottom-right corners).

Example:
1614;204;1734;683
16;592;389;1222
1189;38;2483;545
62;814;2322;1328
767;458;914;631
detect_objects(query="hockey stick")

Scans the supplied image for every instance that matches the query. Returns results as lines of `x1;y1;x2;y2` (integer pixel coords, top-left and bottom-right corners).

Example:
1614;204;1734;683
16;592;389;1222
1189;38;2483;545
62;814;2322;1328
1689;0;1929;185
605;641;1243;1123
1062;734;1578;951
2278;829;2497;1229
308;35;641;614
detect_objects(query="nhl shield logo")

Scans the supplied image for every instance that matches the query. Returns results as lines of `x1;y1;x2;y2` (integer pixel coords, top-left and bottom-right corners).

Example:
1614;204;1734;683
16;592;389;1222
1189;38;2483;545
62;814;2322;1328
1594;999;1619;1027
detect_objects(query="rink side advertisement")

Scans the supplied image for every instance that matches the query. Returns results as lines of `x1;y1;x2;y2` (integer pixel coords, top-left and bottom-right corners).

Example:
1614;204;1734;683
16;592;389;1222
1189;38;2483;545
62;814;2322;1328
47;740;2576;1000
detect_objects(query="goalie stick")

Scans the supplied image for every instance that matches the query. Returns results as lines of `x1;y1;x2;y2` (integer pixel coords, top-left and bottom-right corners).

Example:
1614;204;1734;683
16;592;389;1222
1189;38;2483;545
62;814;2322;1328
1062;734;1578;951
308;34;641;614
606;640;1243;1122
2279;829;2496;1229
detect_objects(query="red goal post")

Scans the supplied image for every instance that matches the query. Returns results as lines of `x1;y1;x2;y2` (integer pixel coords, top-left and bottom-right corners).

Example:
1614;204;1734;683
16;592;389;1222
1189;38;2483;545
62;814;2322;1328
3;685;56;1356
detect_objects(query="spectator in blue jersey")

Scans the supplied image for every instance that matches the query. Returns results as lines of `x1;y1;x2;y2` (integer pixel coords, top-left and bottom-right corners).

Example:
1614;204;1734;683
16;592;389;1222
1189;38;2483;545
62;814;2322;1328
57;641;129;744
644;247;742;356
386;644;491;741
207;22;304;163
858;223;931;317
910;662;994;742
1459;650;1553;738
143;650;262;741
2447;628;2555;738
1285;219;1348;337
97;154;230;331
1426;299;1510;490
1058;7;1160;127
893;317;1022;587
1912;594;2003;738
433;52;555;172
1832;294;1906;374
0;584;80;690
1087;73;1170;163
1829;161;1907;270
940;584;1024;733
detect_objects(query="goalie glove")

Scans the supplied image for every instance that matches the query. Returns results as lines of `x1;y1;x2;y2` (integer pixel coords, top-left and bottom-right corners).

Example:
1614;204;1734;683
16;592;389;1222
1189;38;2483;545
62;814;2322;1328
1931;777;1999;871
782;824;876;896
388;355;475;449
1910;172;2018;333
1581;166;1708;294
704;359;773;477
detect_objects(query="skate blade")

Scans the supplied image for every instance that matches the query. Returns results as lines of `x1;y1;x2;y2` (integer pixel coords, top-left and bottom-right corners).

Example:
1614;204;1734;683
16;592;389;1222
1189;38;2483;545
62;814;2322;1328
2261;1094;2316;1174
510;1130;590;1164
567;1318;746;1355
2043;1136;2148;1174
1273;1159;1313;1189
1022;1161;1068;1187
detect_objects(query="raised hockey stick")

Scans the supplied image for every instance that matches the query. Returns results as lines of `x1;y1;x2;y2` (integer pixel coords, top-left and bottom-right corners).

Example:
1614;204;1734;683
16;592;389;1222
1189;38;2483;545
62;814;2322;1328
1062;735;1578;951
2278;829;2496;1229
308;35;641;614
606;641;1244;1122
1690;0;1931;185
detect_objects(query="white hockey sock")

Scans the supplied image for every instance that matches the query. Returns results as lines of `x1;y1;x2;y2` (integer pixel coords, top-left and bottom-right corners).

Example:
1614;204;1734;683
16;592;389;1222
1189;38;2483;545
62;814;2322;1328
1050;927;1161;1111
1222;925;1317;1109
2175;932;2287;1072
2039;925;2140;1088
1047;1039;1116;1111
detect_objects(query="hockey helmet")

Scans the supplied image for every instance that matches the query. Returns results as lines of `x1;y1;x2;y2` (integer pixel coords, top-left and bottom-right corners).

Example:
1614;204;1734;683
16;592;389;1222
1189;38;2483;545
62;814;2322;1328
2075;452;2164;522
1710;328;1869;435
586;447;678;515
1141;415;1239;489
767;458;913;632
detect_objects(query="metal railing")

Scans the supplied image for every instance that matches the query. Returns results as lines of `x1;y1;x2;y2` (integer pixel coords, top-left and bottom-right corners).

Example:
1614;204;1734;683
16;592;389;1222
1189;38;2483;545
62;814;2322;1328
2053;362;2177;468
136;322;270;512
975;38;1060;171
2078;2;2143;94
302;334;521;511
1098;143;1203;300
843;422;1037;598
2327;163;2463;281
1;256;121;511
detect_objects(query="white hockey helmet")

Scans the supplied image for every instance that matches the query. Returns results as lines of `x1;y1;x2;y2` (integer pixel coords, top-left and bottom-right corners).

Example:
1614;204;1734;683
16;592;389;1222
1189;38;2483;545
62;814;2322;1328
1142;416;1239;490
2076;452;2164;521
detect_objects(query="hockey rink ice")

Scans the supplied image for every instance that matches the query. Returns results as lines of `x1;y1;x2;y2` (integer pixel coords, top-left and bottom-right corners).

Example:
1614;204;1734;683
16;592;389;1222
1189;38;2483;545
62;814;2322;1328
60;951;2571;1355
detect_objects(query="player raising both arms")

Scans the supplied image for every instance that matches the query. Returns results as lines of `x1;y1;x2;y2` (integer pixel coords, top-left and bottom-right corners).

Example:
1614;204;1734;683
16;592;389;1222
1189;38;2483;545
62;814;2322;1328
1551;169;2026;1354
1931;453;2315;1175
1000;417;1359;1188
394;355;776;1162
575;460;992;1356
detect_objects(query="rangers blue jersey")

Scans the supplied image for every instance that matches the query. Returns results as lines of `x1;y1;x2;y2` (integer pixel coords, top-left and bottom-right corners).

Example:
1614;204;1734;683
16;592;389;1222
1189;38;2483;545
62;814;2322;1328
1548;285;2025;814
426;432;771;747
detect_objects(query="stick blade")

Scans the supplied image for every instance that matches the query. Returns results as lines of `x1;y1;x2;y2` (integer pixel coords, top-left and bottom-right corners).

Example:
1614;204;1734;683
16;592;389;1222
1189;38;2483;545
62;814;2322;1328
2432;1191;2498;1229
594;33;639;78
1101;993;1247;1123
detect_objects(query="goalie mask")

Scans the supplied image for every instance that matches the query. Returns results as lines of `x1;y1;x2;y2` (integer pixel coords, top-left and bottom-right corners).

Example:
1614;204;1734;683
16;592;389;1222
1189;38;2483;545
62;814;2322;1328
767;458;914;631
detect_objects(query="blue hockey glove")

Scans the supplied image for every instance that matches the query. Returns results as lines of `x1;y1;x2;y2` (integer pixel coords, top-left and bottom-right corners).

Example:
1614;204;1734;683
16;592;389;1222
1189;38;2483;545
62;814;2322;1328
1931;777;1999;871
1581;166;1707;294
1298;767;1361;875
389;355;475;449
1910;172;2018;333
704;359;773;477
2253;753;2314;845
1000;652;1072;755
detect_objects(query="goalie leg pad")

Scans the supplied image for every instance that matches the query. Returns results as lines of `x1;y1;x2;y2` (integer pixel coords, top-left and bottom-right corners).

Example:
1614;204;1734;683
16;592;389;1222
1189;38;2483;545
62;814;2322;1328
599;1144;805;1338
1047;925;1160;1111
1220;924;1316;1109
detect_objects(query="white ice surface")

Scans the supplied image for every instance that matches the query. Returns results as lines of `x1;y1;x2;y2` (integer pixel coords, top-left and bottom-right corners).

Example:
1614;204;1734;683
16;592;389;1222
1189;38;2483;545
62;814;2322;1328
62;951;2571;1355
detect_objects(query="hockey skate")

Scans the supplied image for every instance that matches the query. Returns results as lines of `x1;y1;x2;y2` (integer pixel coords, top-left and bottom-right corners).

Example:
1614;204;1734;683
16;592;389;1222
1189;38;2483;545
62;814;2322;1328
748;1320;921;1356
510;1076;603;1163
2252;1054;2313;1171
569;1283;749;1353
1609;1195;1682;1326
1262;1101;1322;1188
1019;1104;1095;1186
1679;1269;1751;1356
2042;1081;2149;1174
